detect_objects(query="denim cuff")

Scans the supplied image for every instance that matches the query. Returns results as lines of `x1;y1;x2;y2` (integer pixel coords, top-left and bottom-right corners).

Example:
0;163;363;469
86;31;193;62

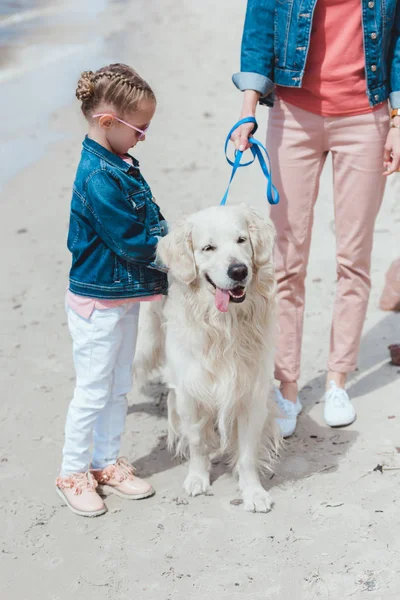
149;242;169;273
159;220;169;237
232;72;274;98
389;91;400;109
148;258;169;273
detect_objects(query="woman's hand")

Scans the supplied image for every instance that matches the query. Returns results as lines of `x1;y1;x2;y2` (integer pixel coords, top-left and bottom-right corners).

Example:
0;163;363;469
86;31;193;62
231;90;261;151
231;120;256;151
383;117;400;176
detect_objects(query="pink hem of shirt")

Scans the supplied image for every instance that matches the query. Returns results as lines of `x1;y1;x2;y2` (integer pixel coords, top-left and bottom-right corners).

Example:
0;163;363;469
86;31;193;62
277;88;383;118
66;290;162;319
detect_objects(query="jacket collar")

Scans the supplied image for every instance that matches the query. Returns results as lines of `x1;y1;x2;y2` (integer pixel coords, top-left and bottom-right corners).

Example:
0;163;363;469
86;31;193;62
82;136;139;172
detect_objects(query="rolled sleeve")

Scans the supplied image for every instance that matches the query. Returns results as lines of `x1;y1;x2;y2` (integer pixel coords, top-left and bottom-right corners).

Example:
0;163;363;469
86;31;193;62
389;91;400;109
232;72;274;97
233;0;275;105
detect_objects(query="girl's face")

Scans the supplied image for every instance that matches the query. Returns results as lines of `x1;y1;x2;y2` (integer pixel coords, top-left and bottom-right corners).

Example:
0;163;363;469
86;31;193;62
93;99;156;155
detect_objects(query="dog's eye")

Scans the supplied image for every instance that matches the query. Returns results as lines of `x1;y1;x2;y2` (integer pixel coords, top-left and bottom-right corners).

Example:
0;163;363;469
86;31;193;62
202;245;216;252
237;236;247;244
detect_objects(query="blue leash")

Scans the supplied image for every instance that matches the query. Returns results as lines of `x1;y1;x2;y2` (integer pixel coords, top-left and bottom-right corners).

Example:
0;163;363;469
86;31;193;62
220;116;280;206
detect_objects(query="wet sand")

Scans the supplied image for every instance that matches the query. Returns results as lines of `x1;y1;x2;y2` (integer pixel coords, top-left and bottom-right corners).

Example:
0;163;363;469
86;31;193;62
1;1;400;598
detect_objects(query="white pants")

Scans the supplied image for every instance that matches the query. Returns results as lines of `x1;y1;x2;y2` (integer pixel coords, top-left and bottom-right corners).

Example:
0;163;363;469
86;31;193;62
61;303;140;475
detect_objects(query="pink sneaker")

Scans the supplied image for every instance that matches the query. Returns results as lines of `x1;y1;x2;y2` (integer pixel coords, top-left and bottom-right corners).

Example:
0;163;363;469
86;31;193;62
56;472;106;517
91;457;155;500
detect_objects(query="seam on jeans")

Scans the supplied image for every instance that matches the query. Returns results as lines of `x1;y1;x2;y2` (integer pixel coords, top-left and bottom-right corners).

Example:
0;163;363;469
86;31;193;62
293;153;326;380
93;308;121;469
104;309;125;466
65;307;96;473
86;310;95;384
329;119;386;371
104;372;116;466
101;304;139;465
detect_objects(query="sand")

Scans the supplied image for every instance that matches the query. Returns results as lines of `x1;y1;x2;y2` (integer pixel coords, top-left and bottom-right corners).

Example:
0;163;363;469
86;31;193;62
1;1;399;598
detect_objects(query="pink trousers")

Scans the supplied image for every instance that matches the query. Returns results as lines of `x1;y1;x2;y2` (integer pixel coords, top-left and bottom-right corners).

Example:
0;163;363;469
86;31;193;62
267;100;389;382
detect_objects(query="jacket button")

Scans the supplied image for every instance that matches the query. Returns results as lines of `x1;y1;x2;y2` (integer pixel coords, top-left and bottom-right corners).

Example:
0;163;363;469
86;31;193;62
374;95;379;101
371;64;377;72
370;32;377;40
368;0;374;6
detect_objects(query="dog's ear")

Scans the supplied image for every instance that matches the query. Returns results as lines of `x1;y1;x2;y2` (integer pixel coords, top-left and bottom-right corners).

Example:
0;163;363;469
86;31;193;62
157;218;197;285
244;206;275;269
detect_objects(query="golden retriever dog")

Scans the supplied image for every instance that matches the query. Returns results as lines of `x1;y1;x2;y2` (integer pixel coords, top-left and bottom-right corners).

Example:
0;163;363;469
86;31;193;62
136;205;279;512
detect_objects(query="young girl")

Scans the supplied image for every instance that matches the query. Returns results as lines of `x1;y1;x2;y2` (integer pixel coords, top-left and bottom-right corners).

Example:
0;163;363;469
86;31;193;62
56;63;168;517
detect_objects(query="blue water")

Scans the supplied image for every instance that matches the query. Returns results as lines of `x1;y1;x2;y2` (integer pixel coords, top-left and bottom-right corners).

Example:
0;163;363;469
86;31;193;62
0;0;111;191
0;0;46;48
0;0;46;16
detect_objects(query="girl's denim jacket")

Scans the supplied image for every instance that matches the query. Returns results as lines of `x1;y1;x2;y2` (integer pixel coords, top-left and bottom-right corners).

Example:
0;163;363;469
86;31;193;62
68;137;168;299
233;0;400;109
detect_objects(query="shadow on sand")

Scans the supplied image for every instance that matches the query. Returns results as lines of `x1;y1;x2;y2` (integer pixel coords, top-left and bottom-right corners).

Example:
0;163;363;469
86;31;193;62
127;312;399;489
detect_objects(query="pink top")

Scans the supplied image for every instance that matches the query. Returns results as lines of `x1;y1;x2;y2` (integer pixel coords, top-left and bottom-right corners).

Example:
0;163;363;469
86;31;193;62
66;290;163;319
277;0;381;117
65;152;163;319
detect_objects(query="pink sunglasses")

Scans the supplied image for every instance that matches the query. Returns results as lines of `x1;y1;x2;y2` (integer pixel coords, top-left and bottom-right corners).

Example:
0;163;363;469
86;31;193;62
92;113;150;139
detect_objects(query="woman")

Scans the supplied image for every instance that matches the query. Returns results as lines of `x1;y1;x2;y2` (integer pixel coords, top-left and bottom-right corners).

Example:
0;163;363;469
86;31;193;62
232;0;400;437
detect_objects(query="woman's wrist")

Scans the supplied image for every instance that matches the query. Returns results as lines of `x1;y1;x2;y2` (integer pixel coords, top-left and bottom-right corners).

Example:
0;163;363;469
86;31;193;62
240;90;260;117
391;114;400;128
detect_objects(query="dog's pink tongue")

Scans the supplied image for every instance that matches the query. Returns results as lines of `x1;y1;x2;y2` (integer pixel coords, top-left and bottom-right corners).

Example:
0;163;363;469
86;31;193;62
215;287;230;312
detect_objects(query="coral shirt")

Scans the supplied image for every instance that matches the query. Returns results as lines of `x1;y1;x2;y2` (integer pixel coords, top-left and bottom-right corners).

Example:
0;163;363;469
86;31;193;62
277;0;381;116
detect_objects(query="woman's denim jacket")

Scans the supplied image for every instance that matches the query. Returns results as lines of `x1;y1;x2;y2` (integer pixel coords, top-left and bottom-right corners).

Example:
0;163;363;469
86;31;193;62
233;0;400;109
68;137;168;299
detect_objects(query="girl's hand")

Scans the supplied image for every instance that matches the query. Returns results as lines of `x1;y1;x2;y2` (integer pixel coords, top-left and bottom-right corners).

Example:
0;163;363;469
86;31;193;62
383;120;400;176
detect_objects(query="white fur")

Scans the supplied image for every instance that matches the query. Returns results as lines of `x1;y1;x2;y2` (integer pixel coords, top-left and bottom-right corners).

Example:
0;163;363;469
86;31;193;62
136;205;280;512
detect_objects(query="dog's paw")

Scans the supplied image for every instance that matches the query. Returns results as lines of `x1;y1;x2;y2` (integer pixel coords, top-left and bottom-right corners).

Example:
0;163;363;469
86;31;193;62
242;487;273;513
184;473;211;497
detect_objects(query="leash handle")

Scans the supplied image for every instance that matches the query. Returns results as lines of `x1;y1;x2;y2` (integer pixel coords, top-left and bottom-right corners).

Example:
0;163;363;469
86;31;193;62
221;117;280;206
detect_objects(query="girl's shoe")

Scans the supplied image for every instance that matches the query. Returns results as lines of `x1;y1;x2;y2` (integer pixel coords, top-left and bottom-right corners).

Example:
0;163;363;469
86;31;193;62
324;381;356;427
91;457;155;500
56;471;107;517
275;388;303;438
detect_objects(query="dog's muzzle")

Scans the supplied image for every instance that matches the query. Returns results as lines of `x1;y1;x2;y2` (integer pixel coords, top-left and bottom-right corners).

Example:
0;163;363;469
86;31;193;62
206;273;247;312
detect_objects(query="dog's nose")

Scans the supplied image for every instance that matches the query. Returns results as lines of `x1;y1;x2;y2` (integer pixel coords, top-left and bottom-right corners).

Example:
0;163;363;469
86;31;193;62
228;263;248;282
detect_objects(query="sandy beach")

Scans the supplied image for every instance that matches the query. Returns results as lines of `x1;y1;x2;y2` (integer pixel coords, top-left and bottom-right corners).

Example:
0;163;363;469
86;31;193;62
1;1;399;598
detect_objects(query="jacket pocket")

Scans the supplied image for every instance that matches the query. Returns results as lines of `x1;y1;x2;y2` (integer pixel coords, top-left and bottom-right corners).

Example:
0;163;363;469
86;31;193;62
67;215;80;251
127;190;147;222
113;256;121;283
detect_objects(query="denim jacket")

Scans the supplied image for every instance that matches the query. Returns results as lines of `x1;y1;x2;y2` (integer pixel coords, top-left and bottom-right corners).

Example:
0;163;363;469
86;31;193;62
233;0;400;109
68;137;168;299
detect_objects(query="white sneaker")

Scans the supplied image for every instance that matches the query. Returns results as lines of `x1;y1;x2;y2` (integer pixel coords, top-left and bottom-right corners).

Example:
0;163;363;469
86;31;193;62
324;381;356;427
275;389;303;438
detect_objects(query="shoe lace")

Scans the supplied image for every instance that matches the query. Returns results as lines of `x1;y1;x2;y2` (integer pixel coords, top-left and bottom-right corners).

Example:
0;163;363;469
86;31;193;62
100;458;136;484
56;472;98;495
327;385;350;408
275;392;296;418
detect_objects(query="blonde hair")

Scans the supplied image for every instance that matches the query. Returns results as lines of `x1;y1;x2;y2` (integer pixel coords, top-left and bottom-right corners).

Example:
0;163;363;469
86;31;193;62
75;63;155;118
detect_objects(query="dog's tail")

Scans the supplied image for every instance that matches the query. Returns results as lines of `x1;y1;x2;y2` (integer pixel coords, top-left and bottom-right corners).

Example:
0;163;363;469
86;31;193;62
133;299;166;389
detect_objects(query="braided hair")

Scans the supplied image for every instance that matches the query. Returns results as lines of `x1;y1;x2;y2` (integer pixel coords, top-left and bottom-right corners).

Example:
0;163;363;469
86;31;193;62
75;63;155;118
